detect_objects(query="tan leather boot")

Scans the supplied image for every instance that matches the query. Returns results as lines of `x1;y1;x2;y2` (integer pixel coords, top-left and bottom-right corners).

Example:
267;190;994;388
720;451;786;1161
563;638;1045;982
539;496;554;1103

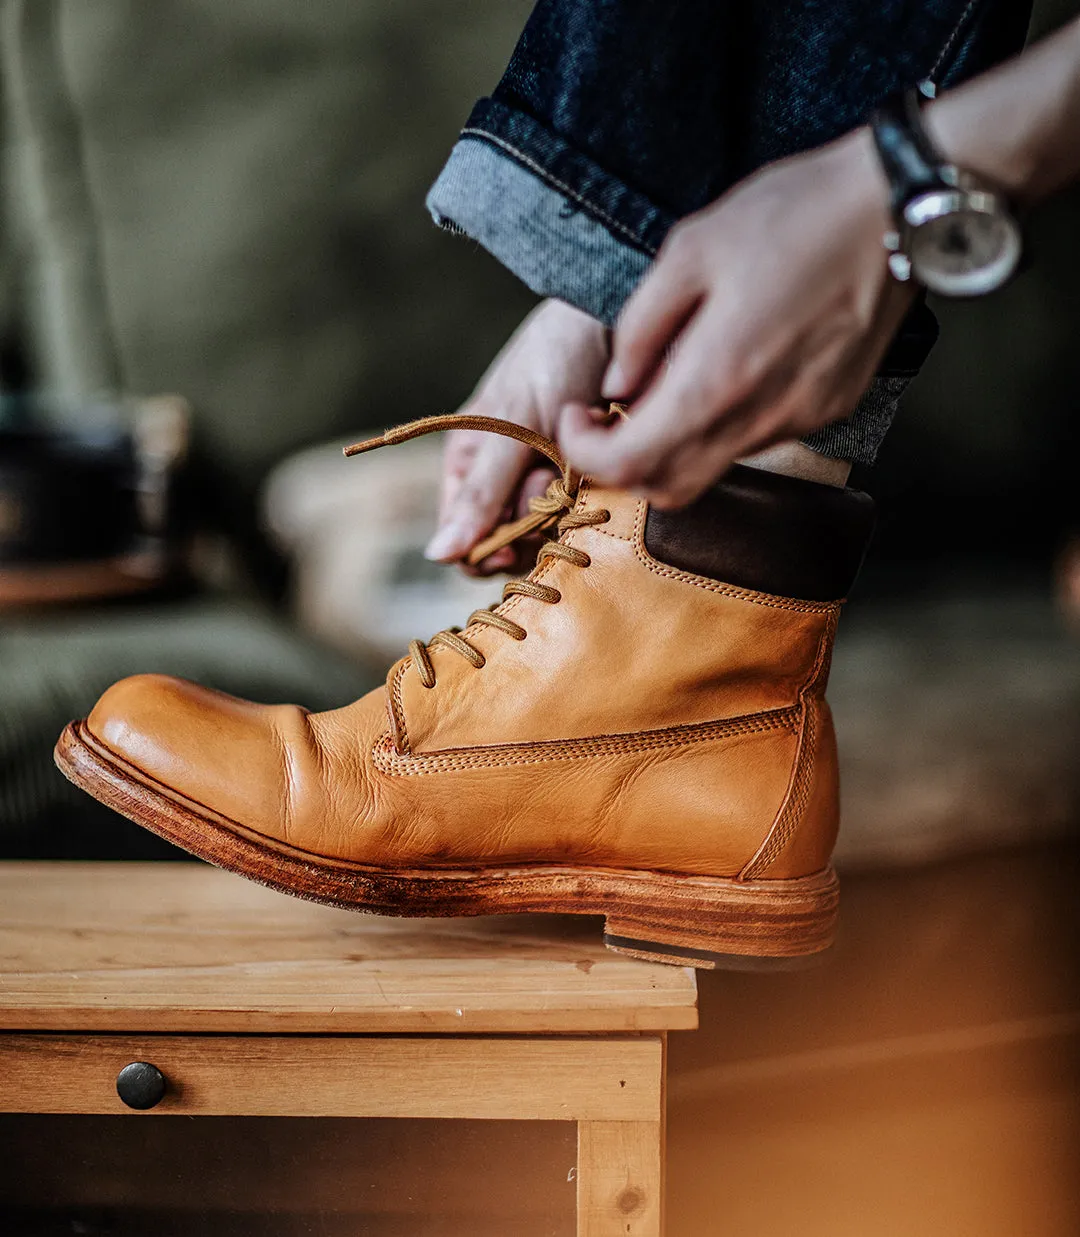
55;415;874;968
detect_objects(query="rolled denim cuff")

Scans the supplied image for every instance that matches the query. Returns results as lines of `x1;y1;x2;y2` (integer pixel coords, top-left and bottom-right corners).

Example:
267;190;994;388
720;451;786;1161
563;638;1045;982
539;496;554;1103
427;134;652;327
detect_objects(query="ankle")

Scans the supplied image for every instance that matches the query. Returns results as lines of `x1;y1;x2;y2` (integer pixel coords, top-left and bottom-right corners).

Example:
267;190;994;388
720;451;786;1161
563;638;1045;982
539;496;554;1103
740;443;852;488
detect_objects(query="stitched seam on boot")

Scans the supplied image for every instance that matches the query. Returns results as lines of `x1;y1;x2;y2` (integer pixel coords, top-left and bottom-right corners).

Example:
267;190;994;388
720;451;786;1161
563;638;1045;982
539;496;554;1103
738;610;838;878
372;705;798;775
630;499;842;613
740;698;817;880
576;481;636;542
594;525;634;542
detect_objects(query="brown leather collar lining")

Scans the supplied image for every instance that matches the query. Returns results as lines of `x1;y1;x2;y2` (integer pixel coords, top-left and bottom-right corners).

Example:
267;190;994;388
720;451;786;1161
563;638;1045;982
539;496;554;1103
644;464;875;602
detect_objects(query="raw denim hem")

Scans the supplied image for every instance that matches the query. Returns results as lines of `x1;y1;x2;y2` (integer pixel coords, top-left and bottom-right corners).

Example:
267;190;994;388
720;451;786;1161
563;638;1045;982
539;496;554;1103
462;98;676;256
803;376;913;465
427;134;653;327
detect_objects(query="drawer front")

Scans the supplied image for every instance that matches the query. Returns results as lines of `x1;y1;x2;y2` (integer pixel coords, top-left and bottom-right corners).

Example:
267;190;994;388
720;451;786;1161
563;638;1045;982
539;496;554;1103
0;1034;662;1121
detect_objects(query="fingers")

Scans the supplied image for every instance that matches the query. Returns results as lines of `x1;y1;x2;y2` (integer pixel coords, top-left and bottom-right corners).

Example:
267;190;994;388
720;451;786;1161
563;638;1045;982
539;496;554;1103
436;430;480;530
516;464;559;516
458;545;516;578
425;429;533;562
602;227;704;401
459;465;557;577
562;304;757;496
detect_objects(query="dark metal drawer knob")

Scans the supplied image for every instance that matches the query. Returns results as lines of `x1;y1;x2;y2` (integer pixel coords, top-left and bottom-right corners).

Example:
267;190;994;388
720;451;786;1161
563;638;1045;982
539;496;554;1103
116;1061;167;1110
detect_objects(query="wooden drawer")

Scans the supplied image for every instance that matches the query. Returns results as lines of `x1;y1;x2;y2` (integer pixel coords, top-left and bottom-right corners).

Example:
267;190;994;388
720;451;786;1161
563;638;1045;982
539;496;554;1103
0;1033;662;1121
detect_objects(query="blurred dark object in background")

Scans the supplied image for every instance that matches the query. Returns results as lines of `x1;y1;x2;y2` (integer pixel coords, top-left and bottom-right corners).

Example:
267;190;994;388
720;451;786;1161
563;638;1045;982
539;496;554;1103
0;395;190;607
0;0;534;856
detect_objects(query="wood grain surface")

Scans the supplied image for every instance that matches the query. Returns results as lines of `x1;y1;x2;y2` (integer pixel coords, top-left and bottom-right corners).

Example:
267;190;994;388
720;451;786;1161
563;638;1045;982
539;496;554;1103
0;862;697;1033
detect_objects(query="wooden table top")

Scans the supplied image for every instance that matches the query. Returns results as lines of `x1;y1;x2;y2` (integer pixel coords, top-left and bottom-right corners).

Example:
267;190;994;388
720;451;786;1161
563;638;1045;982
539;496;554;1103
0;862;697;1035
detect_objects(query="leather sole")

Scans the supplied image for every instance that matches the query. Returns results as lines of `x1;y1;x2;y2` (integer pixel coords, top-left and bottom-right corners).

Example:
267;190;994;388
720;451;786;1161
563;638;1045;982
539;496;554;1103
55;720;839;970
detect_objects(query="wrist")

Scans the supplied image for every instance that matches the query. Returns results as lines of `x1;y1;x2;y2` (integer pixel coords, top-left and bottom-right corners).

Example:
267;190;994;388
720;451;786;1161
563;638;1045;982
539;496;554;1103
831;125;896;243
920;15;1080;207
922;95;1033;204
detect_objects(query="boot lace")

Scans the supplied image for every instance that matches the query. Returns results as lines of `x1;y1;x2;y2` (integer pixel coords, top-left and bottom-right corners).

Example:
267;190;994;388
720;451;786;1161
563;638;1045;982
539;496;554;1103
344;414;610;688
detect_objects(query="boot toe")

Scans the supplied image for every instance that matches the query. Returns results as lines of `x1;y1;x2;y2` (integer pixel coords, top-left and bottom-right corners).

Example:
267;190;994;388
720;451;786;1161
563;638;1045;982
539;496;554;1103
85;674;293;832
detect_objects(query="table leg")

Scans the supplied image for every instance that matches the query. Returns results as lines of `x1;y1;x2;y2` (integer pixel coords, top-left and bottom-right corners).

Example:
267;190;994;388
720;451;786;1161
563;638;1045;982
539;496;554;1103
576;1119;663;1236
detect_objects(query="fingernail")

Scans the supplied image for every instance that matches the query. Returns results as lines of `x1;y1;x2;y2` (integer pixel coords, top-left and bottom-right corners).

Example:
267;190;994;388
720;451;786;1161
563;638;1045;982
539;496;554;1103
424;521;470;562
601;361;627;400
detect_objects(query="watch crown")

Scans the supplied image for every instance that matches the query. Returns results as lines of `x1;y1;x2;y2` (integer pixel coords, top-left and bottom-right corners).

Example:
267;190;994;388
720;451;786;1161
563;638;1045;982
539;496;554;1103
887;251;913;282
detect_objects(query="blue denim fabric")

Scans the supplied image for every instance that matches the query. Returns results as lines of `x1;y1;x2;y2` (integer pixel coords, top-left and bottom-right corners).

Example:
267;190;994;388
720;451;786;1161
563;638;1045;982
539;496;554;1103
429;0;1032;463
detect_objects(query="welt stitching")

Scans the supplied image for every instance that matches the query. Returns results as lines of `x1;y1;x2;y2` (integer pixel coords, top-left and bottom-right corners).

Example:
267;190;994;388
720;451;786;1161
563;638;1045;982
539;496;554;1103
373;708;798;776
459;129;657;253
630;496;839;614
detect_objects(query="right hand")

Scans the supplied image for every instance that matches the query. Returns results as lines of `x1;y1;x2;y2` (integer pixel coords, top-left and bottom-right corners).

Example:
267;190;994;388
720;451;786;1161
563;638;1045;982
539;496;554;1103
425;298;610;574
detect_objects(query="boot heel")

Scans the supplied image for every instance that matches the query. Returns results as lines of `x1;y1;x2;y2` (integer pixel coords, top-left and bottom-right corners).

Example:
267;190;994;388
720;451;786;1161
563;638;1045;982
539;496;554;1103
602;867;839;970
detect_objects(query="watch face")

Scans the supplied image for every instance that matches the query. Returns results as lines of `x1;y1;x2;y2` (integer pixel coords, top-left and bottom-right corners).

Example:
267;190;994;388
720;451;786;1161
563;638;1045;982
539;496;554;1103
905;191;1022;297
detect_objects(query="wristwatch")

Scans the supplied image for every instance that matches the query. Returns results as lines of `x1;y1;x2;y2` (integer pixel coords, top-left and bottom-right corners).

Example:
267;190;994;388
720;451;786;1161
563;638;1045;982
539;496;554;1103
870;83;1023;297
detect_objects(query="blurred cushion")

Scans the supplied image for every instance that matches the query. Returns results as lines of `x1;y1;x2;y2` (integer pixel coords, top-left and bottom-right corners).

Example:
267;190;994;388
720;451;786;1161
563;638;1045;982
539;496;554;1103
0;595;376;858
263;435;497;664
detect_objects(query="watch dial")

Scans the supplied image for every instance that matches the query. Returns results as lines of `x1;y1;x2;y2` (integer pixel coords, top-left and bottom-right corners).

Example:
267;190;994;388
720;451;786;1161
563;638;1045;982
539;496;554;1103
910;209;1022;297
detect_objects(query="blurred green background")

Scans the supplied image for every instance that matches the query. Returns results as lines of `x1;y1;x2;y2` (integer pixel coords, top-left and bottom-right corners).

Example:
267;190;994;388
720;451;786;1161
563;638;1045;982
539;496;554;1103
0;0;1075;560
0;0;1077;856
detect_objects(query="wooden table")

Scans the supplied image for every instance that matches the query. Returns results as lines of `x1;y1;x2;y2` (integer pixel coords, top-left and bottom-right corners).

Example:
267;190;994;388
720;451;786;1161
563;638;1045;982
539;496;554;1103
0;862;697;1235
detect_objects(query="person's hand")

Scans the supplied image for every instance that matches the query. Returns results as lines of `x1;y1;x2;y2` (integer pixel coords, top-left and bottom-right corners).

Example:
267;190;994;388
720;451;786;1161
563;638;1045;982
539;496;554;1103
557;128;915;508
426;298;609;573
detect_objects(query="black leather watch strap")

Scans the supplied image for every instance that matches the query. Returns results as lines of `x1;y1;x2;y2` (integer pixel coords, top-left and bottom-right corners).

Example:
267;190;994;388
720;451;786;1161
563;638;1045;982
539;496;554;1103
870;87;948;218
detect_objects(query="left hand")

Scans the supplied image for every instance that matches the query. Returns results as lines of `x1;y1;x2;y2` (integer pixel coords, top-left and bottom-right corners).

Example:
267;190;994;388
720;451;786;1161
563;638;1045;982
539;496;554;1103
556;128;916;507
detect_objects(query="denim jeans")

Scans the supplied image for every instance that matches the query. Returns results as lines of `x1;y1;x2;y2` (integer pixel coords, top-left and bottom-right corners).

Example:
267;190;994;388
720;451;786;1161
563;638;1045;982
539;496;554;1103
428;0;1032;464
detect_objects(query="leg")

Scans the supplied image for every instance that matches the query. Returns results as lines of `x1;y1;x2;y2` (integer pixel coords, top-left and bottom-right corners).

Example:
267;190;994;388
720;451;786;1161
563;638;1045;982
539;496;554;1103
576;1033;666;1236
576;1121;663;1237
